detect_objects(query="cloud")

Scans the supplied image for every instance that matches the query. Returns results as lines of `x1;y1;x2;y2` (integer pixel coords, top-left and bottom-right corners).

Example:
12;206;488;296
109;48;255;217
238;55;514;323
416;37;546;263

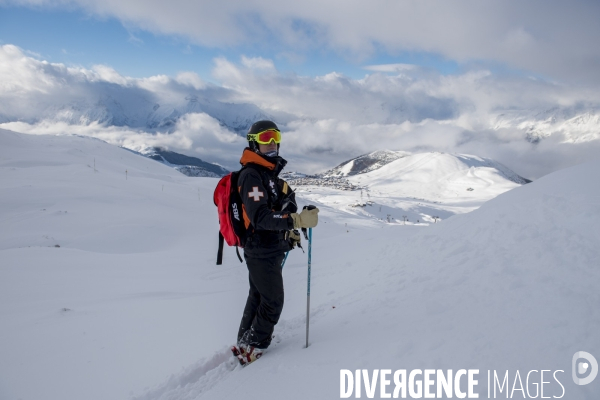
363;64;418;73
4;0;600;84
91;65;131;86
127;31;144;46
211;58;461;124
174;72;205;90
2;44;600;179
241;56;275;71
209;54;600;127
1;114;246;170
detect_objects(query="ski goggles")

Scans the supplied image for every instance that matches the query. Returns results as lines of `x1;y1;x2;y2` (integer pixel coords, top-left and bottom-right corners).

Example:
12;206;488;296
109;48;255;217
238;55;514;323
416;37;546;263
247;129;281;144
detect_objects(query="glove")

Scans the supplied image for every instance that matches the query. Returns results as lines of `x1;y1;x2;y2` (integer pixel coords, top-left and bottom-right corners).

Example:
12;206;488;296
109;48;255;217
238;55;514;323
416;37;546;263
287;229;302;249
291;207;319;229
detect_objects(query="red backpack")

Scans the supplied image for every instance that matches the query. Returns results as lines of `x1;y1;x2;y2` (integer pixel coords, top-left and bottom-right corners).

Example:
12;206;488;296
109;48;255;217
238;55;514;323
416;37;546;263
214;170;250;265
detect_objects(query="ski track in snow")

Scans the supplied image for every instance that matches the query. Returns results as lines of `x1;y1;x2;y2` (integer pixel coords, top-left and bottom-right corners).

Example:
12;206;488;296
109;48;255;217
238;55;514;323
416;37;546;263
132;349;238;400
134;297;338;400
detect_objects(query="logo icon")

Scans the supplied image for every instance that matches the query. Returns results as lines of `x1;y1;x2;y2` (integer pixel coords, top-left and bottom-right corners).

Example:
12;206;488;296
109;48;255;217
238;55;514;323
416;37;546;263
572;351;598;385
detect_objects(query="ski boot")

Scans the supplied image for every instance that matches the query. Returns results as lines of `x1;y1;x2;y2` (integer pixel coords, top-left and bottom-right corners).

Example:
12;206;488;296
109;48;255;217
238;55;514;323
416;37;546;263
231;344;264;366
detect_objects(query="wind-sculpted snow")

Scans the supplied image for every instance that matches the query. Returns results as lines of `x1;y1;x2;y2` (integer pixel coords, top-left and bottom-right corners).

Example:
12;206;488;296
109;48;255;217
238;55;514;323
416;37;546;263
1;129;599;400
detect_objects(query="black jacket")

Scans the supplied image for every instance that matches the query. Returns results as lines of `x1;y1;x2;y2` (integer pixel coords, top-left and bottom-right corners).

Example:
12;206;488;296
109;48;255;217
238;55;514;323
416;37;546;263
238;148;297;257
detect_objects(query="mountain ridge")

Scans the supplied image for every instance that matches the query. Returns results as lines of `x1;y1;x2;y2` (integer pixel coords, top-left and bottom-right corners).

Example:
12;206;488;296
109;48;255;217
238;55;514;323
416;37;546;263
135;147;229;177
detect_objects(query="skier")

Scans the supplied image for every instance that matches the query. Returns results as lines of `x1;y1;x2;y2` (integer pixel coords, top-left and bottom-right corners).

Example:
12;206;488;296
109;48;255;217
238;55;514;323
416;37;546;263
232;120;319;366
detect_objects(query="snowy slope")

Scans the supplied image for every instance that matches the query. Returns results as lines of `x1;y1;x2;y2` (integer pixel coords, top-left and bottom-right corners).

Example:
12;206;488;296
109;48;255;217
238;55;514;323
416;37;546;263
0;129;225;400
350;152;528;200
136;154;600;400
1;129;599;400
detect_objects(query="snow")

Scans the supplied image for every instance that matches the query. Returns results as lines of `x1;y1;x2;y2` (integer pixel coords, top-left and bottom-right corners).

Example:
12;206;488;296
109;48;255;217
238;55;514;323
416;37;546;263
1;129;599;400
351;152;523;200
297;152;525;225
339;159;355;176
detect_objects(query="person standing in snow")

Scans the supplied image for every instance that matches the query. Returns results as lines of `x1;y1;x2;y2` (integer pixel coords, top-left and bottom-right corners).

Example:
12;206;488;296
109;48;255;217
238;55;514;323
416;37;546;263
233;120;319;365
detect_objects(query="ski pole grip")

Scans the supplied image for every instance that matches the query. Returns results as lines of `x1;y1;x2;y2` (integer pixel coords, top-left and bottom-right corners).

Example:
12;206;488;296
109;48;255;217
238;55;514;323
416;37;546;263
301;205;317;240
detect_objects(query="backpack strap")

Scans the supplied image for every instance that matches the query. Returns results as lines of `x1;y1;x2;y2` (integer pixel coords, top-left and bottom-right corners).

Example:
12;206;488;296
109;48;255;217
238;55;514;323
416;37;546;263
217;231;224;265
235;246;243;263
216;233;244;265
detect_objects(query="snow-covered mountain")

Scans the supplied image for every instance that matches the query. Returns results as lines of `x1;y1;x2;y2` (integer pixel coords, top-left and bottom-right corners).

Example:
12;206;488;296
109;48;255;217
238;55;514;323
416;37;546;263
492;105;600;143
33;98;600;144
145;95;278;134
348;151;530;192
286;150;529;224
1;129;599;400
321;149;530;183
34;93;274;134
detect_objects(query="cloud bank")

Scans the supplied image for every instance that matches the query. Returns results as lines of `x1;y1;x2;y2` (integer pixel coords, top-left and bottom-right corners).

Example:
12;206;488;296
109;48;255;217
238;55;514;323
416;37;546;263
3;0;600;85
2;44;600;179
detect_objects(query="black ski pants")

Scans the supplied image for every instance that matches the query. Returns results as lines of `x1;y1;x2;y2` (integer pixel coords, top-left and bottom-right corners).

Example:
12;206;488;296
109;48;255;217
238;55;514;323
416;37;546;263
237;252;285;349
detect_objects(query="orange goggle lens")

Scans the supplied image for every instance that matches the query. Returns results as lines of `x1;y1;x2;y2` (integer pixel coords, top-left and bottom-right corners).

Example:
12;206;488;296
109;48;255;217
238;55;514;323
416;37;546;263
248;129;281;144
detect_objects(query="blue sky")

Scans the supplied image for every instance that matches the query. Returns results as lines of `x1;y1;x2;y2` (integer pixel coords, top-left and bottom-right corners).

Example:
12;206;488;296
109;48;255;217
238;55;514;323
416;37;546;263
0;5;468;82
0;6;222;79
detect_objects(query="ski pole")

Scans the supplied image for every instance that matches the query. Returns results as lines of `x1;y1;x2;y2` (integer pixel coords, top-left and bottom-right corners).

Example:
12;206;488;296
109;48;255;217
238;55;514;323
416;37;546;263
301;204;316;348
281;251;289;269
306;226;312;348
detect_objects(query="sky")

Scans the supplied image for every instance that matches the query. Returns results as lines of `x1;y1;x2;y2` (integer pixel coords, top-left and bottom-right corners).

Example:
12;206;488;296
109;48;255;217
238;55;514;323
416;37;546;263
1;0;600;178
0;4;464;81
